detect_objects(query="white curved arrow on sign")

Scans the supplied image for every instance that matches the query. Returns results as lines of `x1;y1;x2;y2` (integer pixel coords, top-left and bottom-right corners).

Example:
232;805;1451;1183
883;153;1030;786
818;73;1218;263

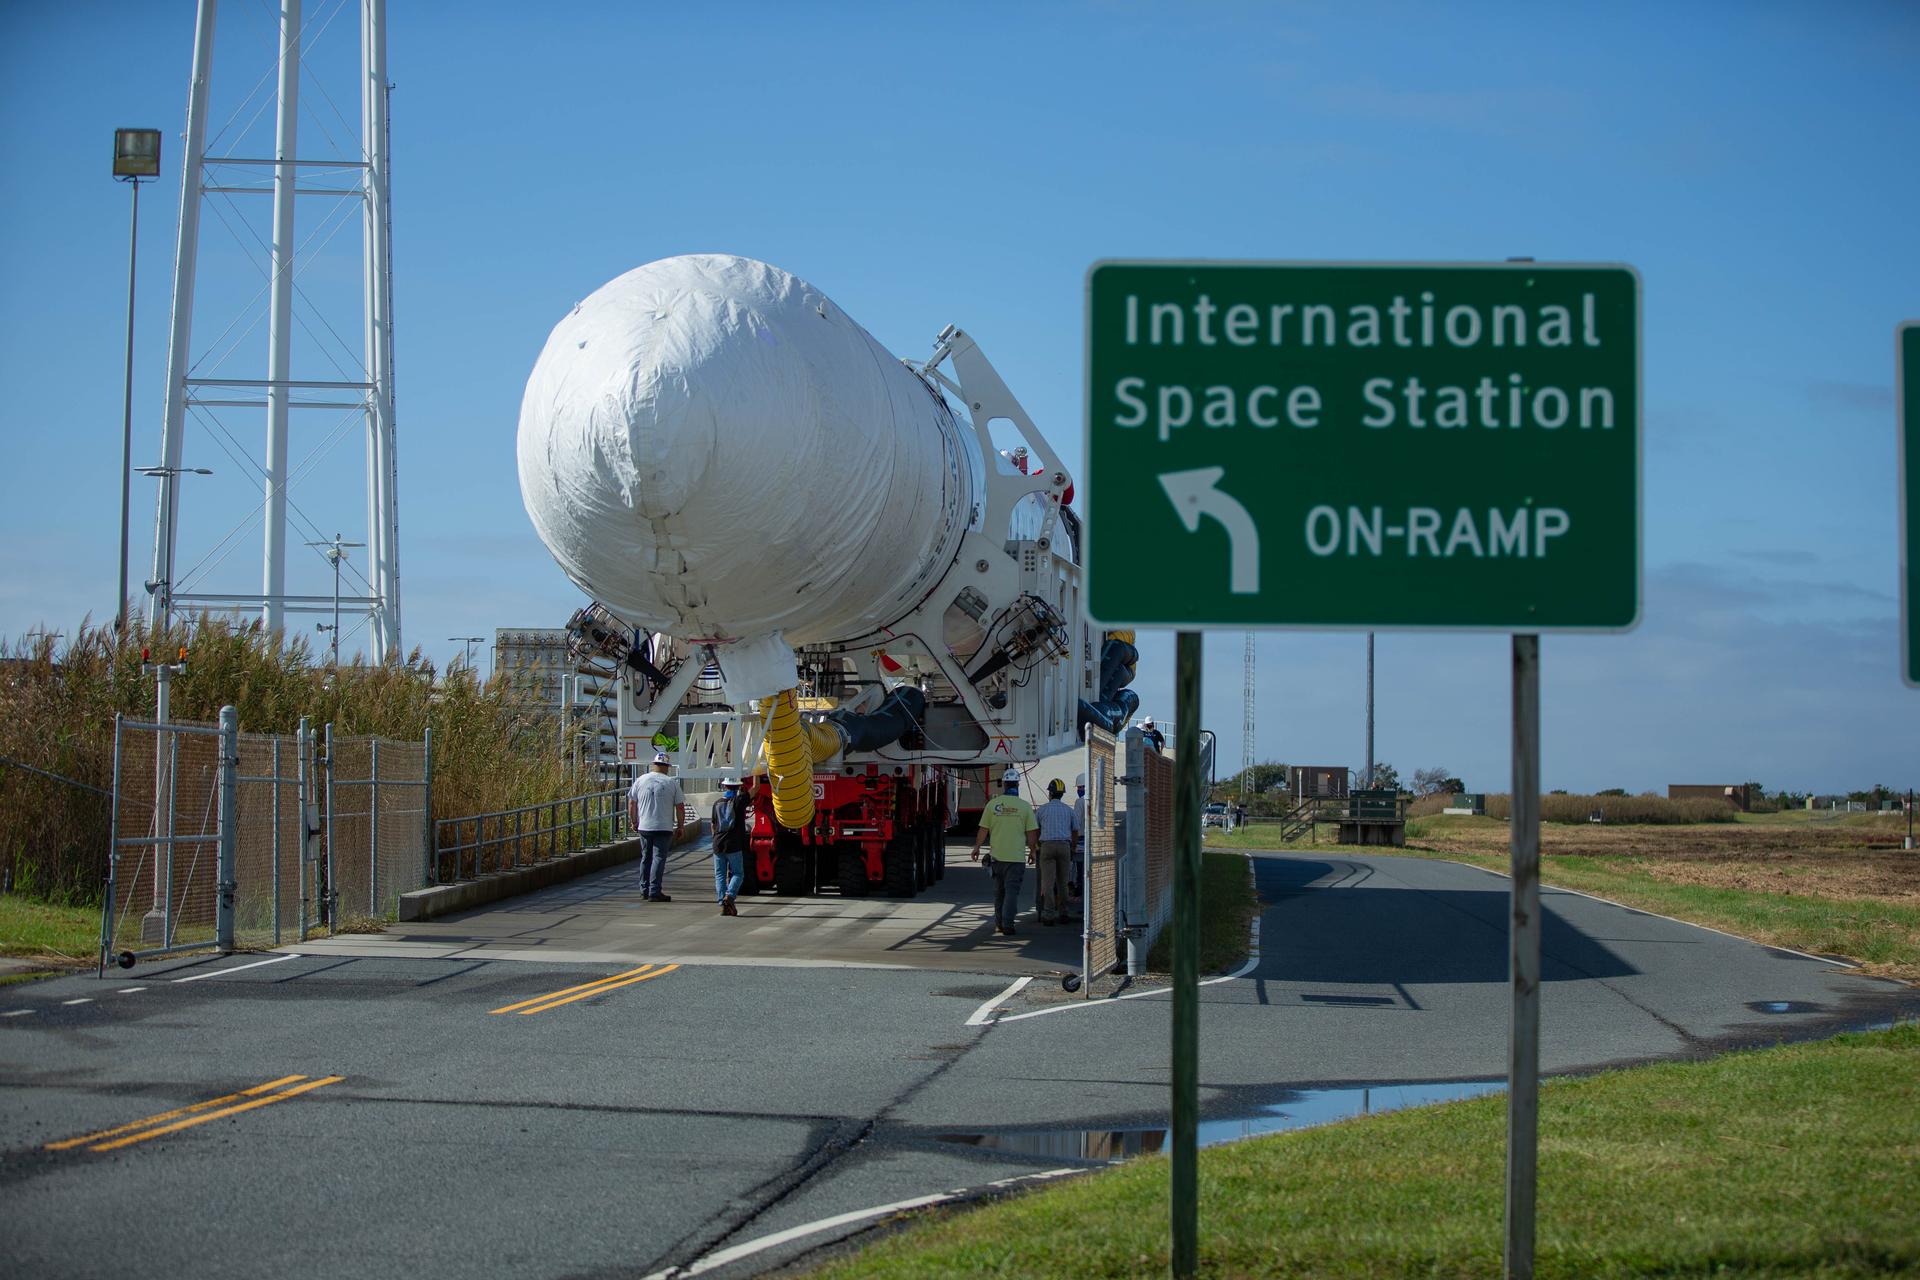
1158;467;1260;594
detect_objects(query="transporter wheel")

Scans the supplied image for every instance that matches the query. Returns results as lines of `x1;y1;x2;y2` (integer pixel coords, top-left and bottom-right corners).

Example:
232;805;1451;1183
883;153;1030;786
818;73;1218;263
883;838;916;898
773;851;811;896
934;829;948;881
741;849;772;894
837;846;870;898
914;826;931;888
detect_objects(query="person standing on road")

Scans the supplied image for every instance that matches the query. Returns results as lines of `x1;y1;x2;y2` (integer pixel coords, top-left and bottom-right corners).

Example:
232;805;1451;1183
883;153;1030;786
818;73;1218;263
969;766;1037;936
1033;779;1079;926
710;775;749;916
627;751;685;902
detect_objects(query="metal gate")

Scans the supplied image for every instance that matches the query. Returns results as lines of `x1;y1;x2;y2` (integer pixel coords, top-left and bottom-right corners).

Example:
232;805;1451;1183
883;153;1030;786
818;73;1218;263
1081;727;1121;994
101;711;235;968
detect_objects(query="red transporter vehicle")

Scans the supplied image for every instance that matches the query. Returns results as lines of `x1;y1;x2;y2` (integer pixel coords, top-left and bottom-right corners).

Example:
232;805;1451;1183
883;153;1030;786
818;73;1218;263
740;765;952;899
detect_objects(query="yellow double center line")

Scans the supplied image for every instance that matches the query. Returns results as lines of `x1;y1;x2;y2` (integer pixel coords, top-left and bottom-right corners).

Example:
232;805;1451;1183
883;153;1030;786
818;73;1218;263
489;963;679;1015
47;1074;344;1153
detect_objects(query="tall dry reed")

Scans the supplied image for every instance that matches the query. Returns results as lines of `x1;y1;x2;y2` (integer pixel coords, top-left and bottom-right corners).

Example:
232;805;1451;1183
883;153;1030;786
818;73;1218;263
1;616;591;904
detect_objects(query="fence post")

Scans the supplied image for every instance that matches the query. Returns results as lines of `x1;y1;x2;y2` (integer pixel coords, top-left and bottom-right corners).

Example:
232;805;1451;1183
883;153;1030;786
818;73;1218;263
216;705;238;952
370;737;381;917
296;717;309;941
423;726;435;884
324;722;336;931
271;735;282;945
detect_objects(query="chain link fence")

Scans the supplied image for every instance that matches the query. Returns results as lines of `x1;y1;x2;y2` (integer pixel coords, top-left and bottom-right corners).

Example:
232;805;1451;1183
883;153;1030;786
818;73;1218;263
100;709;431;967
1079;726;1181;996
1081;727;1121;992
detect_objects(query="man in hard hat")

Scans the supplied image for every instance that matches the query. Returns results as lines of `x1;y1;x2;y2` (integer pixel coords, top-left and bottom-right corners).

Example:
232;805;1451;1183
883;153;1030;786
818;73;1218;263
969;766;1038;936
710;776;749;916
1033;778;1079;926
1139;716;1166;753
627;751;686;902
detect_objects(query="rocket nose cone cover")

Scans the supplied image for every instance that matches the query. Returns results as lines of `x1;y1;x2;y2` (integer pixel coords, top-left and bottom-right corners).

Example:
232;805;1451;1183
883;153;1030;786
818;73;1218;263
517;254;971;645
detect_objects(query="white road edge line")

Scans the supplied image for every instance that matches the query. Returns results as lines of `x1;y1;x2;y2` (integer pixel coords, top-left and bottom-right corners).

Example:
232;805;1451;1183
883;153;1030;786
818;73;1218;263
1444;858;1861;970
61;998;93;1006
117;987;147;994
642;1167;1083;1279
998;853;1266;1024
171;953;301;983
2;1009;33;1018
965;975;1033;1026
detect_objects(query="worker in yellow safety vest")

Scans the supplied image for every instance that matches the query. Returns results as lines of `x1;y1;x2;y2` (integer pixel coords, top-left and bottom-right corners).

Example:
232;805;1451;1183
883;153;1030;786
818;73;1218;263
969;766;1038;937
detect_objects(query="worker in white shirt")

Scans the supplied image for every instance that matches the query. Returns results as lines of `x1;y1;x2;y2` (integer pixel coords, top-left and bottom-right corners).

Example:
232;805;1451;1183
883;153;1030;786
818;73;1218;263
627;751;686;902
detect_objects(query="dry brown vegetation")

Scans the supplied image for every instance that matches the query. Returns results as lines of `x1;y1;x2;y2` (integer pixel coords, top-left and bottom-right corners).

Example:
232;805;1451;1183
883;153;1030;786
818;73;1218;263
1407;790;1738;824
1;617;591;904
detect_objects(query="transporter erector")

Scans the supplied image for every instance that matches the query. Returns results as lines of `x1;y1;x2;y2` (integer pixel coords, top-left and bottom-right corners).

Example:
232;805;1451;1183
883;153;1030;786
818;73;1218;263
517;255;1138;897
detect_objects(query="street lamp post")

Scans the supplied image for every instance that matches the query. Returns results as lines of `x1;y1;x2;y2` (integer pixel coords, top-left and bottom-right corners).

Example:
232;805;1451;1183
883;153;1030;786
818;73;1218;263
114;128;161;636
448;635;485;678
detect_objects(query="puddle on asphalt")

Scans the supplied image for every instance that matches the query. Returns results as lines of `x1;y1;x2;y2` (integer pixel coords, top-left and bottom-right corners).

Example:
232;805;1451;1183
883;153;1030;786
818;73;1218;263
1746;1000;1822;1014
936;1080;1503;1163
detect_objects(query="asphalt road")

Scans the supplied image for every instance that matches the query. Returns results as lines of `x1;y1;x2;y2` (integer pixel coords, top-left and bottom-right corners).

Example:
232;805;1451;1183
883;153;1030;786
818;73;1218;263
3;848;1913;1279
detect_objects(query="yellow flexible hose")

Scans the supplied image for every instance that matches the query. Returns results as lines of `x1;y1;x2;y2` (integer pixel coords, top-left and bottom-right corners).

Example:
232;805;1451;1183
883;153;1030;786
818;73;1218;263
761;689;816;830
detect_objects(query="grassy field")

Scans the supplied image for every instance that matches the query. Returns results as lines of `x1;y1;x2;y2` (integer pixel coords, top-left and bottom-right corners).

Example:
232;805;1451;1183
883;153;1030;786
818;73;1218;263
1399;812;1920;982
804;1023;1920;1279
1146;851;1260;975
0;893;98;963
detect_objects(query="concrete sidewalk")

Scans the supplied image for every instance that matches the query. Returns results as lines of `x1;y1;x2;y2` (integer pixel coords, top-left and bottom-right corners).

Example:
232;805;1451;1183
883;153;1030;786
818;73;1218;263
294;836;1083;975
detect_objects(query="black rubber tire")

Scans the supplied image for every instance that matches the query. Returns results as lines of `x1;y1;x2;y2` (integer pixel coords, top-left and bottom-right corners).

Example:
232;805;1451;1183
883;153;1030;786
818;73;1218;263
773;851;811;897
883;839;915;898
837;846;870;897
740;847;772;894
934;831;948;881
916;826;932;889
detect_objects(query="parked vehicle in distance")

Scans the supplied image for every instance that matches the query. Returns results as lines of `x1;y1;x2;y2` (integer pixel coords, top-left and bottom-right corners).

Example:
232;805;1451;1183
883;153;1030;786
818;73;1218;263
1203;801;1230;829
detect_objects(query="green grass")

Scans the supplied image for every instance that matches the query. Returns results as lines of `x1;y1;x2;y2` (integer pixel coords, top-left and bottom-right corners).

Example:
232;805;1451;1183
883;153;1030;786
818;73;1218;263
1146;851;1260;975
0;893;99;961
805;1023;1920;1279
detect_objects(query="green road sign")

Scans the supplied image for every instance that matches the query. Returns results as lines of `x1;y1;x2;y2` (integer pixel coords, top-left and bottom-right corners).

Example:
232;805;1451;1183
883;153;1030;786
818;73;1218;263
1085;261;1641;630
1902;322;1917;688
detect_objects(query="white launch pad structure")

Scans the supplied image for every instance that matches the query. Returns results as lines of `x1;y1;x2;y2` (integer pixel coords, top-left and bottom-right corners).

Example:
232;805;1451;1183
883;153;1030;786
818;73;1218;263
147;0;402;659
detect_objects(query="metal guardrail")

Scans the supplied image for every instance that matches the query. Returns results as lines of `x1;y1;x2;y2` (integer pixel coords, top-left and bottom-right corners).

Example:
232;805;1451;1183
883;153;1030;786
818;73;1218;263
433;788;628;883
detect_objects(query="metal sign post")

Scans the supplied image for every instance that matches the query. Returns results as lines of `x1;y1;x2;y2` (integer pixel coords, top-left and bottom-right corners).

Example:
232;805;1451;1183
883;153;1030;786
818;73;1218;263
1084;258;1641;1280
1506;636;1541;1280
1170;632;1202;1278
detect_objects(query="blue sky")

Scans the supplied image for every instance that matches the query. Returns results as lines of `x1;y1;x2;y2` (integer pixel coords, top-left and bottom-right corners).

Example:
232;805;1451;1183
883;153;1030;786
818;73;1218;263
2;1;1914;794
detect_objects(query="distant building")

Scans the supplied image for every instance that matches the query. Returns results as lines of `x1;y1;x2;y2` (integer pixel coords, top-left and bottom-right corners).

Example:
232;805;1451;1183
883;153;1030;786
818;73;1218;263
494;627;618;772
1668;783;1752;812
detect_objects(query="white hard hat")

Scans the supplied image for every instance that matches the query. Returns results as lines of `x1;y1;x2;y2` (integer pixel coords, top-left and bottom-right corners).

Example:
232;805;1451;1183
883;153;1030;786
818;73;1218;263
1076;772;1087;788
1001;766;1021;784
1141;716;1155;727
652;751;671;765
720;775;739;786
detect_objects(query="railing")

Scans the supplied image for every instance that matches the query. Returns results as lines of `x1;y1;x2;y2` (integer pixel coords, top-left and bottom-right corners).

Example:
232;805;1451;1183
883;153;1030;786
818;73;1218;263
433;788;627;883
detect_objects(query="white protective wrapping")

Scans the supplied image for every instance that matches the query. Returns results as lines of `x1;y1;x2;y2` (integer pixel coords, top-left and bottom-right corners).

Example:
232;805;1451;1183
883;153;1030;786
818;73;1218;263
518;256;975;673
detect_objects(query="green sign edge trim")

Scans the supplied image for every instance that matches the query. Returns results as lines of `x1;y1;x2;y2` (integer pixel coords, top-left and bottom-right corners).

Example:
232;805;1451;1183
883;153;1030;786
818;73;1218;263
1080;258;1646;635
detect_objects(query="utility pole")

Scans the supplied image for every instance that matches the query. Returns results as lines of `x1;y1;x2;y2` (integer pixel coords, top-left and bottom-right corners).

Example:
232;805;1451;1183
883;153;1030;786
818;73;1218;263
307;533;363;669
1365;632;1376;788
1241;632;1255;798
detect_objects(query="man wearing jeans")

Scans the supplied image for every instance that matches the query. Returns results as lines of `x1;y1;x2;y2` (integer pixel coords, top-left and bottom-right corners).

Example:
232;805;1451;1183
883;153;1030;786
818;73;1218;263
627;751;685;902
969;767;1037;936
710;775;749;916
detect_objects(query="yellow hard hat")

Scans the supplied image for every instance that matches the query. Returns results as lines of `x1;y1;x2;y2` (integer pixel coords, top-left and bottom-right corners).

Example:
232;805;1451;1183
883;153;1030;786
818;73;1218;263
1048;778;1066;797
